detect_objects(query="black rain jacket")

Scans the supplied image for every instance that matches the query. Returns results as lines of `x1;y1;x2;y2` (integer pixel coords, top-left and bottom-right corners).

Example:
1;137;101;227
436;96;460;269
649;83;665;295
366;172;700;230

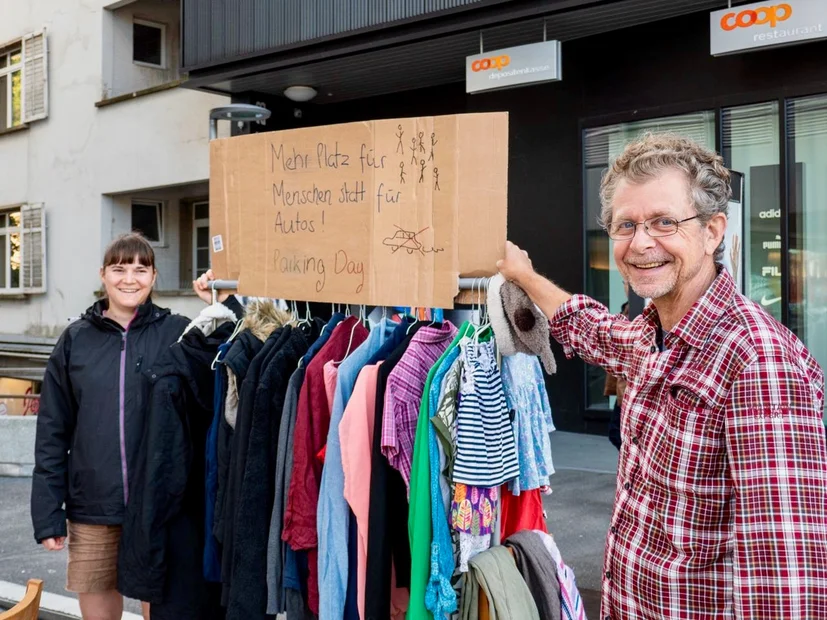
31;300;190;542
30;297;241;543
117;323;233;619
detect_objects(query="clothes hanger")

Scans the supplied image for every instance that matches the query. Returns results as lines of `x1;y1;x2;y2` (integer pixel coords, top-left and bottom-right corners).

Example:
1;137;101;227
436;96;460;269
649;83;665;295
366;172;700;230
406;307;419;334
473;279;492;345
333;304;365;364
210;316;245;370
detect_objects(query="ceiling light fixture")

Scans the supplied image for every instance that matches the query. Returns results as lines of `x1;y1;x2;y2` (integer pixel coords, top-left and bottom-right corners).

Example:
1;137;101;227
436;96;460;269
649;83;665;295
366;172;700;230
284;85;318;102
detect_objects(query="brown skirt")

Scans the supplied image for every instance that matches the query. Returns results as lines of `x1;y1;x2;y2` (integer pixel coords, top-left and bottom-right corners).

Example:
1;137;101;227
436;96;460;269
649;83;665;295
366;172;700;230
66;521;122;593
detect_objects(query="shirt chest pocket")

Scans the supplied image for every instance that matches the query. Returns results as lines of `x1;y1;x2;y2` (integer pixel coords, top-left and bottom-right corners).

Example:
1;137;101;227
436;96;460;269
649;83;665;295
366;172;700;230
647;378;727;495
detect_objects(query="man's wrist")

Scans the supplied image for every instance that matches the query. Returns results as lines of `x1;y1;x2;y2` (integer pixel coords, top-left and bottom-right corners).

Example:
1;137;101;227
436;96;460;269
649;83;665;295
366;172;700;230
517;270;544;296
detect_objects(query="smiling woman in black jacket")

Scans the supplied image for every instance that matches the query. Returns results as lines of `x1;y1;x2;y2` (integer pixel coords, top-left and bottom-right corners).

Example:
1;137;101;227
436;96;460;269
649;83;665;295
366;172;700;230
30;233;238;620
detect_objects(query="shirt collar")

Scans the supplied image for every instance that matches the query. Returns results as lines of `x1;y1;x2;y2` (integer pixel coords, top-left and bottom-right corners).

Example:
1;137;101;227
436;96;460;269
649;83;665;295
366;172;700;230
643;265;735;350
412;320;456;345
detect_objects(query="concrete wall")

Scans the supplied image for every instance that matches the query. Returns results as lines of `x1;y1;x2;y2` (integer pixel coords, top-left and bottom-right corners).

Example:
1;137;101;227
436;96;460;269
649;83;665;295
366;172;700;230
0;417;35;476
0;0;229;337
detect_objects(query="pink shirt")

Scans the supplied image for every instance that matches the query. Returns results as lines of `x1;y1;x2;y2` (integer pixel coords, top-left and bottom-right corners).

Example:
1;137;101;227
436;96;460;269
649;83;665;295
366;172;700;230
340;362;408;620
323;360;339;410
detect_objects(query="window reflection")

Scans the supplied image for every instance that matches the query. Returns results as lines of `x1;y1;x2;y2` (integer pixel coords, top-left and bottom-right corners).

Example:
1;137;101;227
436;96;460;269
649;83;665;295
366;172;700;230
787;94;827;419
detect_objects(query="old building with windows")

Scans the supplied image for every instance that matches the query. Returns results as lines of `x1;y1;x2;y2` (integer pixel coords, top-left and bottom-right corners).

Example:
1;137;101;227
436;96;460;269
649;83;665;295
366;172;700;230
0;0;229;471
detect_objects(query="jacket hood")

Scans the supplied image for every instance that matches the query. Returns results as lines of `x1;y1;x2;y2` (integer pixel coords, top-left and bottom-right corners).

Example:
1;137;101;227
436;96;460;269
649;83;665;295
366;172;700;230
83;298;171;331
242;299;293;341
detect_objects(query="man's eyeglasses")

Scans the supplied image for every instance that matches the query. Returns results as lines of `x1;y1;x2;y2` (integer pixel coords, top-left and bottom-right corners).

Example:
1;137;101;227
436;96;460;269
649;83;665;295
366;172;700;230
608;215;700;240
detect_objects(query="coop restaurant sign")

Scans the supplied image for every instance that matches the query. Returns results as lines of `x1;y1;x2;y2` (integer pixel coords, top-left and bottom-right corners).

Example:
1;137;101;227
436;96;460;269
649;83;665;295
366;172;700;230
710;0;827;56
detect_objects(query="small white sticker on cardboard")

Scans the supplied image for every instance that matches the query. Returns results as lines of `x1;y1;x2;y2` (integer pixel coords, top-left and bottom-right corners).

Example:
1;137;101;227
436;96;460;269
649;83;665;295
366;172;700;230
212;235;224;253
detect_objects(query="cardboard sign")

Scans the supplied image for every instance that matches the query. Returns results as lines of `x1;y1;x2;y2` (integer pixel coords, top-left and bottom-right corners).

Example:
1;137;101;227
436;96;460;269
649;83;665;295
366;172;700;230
210;112;508;307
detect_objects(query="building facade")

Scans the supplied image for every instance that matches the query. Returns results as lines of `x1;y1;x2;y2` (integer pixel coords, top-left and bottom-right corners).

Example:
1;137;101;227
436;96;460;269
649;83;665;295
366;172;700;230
179;0;827;434
0;0;229;471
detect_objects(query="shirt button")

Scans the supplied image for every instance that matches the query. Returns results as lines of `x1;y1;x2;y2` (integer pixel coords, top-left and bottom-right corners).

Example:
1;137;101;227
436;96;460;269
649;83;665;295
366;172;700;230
605;571;612;580
650;345;657;353
624;482;632;491
605;615;612;620
632;436;639;445
610;526;618;535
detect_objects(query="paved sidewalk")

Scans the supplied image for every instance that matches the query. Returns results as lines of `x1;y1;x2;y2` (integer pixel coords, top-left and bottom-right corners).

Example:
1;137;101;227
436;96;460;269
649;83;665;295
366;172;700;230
0;476;143;617
1;430;617;619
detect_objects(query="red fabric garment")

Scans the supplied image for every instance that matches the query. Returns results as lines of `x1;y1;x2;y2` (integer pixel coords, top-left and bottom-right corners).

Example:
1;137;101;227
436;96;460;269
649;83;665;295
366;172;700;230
282;316;368;614
500;488;546;540
550;267;827;619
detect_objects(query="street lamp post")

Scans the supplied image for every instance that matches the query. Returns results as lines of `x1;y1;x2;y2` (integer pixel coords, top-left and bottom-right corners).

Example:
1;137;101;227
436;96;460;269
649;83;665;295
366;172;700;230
208;104;271;140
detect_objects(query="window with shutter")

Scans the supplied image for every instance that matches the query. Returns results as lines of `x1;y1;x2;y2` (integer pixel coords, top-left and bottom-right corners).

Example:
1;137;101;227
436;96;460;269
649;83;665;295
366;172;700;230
21;203;46;294
22;29;48;123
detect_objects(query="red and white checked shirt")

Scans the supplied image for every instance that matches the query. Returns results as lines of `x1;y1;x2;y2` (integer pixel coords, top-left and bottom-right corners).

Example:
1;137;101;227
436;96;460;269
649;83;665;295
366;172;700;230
550;268;827;619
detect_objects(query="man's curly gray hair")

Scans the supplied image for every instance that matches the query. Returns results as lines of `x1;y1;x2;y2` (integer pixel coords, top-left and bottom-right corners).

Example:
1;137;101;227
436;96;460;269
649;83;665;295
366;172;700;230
598;132;732;262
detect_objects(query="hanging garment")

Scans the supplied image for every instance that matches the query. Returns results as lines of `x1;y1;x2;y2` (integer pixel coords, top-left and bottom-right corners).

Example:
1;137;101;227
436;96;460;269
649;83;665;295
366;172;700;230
460;545;540;620
204;341;232;582
118;324;234;620
365;322;427;620
266;367;306;616
531;530;587;620
221;325;292;604
215;302;292;597
451;484;498;571
382;321;458;491
425;345;463;617
430;353;463;483
283;316;369;615
226;323;320;620
499;489;546;540
213;330;264;551
452;340;519;488
318;318;398;620
339;363;381;620
503;530;561;620
500;354;555;495
431;353;470;617
266;313;344;617
406;321;469;620
323;360;338;410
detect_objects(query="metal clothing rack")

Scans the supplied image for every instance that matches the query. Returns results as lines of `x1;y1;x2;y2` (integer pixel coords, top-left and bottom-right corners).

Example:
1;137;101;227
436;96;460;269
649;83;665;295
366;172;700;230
208;277;491;305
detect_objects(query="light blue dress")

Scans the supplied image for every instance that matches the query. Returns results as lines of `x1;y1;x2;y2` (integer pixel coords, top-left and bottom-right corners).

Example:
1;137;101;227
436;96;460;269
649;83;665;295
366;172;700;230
500;353;555;495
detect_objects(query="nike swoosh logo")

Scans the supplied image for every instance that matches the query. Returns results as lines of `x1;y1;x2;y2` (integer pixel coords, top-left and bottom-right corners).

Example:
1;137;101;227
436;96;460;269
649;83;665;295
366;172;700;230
760;295;781;306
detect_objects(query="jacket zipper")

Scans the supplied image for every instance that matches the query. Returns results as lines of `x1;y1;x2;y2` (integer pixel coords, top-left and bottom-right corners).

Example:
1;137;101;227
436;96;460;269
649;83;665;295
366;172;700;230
119;329;130;505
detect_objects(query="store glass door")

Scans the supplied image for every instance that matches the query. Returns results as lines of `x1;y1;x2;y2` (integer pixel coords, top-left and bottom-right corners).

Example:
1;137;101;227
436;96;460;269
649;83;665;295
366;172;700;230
787;94;827;418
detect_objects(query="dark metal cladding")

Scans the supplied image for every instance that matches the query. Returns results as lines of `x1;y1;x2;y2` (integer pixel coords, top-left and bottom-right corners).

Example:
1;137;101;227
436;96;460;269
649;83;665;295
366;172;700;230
182;0;486;68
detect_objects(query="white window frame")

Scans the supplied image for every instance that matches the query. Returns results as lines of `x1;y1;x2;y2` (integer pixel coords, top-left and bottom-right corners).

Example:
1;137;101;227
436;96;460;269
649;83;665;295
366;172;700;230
0;45;22;130
131;199;165;246
0;207;22;291
192;201;210;279
132;18;166;69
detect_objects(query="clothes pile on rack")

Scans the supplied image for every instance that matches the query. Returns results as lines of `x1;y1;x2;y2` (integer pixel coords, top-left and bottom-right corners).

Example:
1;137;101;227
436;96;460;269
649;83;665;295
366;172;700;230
117;288;586;620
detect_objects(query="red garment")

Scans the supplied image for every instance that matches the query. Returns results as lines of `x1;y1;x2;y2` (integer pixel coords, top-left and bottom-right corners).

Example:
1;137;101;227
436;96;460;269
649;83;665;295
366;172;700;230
550;268;827;619
500;488;546;540
282;316;368;614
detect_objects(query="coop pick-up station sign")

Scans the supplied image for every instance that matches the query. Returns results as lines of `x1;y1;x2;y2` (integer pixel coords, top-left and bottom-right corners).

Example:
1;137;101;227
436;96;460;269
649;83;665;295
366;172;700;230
209;113;508;308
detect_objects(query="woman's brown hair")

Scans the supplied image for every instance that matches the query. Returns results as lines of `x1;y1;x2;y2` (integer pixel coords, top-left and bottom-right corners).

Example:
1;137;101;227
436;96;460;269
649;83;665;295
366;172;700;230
102;233;156;269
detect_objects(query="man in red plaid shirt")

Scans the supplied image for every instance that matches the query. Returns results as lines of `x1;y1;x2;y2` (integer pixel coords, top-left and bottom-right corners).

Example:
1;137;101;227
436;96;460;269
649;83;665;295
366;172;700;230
498;133;827;618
